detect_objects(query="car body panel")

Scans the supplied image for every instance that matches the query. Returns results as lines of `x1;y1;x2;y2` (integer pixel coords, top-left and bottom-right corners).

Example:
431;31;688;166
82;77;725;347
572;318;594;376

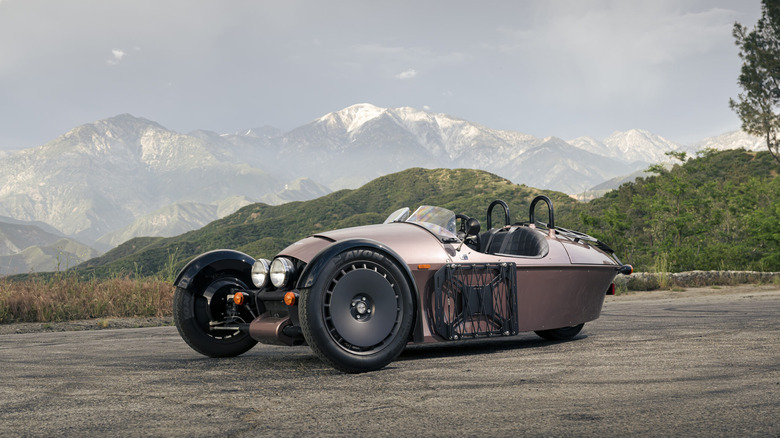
277;221;619;344
280;223;455;266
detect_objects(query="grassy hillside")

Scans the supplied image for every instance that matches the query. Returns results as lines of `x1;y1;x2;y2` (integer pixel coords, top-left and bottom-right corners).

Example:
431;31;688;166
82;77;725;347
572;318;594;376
76;168;578;278
574;149;779;272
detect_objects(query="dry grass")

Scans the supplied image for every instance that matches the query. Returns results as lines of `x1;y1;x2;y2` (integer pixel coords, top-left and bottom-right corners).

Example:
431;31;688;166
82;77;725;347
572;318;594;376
0;275;173;323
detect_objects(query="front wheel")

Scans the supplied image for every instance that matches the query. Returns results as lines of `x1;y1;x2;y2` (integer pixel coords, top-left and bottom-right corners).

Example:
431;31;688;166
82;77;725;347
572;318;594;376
299;248;414;373
173;274;257;357
534;323;584;341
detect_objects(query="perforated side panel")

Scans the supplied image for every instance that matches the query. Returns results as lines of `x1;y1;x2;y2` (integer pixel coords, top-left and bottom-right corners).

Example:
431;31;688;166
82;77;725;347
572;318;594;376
433;263;518;340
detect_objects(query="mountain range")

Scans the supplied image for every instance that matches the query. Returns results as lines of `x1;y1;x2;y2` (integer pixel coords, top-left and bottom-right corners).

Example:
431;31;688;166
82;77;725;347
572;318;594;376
0;103;764;275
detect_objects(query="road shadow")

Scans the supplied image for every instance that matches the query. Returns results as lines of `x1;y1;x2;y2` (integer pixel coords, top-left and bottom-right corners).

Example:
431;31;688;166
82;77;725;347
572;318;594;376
397;334;588;362
159;334;588;376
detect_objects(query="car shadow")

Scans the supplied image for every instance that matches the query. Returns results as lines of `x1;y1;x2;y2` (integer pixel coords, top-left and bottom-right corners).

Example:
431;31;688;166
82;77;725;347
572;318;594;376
161;334;588;375
396;334;588;362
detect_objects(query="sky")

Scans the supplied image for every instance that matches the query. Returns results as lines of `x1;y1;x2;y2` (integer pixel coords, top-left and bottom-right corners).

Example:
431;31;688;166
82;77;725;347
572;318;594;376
0;0;764;151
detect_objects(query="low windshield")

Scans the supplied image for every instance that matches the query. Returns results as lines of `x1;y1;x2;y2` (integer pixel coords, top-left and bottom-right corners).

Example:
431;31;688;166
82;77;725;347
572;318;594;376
405;205;459;242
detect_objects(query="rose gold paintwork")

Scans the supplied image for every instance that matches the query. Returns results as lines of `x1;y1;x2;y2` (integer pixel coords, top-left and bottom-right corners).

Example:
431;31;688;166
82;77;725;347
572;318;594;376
278;222;620;344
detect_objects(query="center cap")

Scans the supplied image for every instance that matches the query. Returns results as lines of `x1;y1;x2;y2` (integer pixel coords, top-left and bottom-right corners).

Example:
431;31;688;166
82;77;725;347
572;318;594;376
351;296;372;319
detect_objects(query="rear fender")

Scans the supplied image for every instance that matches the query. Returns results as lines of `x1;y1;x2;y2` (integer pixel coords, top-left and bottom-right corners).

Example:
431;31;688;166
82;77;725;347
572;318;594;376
174;249;255;291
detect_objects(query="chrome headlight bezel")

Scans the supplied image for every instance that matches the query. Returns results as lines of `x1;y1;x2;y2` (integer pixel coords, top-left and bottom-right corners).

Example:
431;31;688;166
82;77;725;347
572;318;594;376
270;257;295;288
251;258;271;288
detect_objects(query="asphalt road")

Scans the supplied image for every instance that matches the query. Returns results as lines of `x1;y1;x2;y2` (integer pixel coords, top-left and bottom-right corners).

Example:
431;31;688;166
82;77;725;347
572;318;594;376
1;285;778;437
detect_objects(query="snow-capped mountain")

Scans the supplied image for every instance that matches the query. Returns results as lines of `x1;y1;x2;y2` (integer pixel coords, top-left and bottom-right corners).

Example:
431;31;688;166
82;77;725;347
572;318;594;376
692;130;764;152
498;137;646;195
0;114;284;247
0;103;759;274
569;129;686;163
249;103;642;191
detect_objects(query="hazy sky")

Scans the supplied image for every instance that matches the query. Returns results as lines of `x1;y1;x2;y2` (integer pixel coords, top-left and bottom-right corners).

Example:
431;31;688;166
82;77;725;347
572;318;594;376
0;0;763;150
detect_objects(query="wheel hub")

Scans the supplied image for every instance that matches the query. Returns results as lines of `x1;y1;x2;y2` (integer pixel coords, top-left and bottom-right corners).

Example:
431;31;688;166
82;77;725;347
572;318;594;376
351;296;373;320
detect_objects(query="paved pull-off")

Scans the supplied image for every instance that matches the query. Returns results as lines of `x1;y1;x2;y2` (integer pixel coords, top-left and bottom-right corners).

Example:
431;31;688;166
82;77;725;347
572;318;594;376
1;285;778;437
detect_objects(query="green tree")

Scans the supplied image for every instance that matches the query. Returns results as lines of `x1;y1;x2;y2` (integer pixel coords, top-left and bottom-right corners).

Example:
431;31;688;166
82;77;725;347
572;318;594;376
730;0;780;165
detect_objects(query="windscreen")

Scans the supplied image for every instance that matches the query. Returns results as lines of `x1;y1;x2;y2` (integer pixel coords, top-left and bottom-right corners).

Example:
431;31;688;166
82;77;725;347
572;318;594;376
405;205;459;242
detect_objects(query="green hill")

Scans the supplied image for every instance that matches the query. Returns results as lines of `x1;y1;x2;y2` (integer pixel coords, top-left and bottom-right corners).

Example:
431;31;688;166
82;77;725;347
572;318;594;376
574;149;779;272
76;168;578;278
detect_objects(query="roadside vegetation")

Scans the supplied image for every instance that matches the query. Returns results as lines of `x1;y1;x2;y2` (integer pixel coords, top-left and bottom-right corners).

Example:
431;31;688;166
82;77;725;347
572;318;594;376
0;273;172;324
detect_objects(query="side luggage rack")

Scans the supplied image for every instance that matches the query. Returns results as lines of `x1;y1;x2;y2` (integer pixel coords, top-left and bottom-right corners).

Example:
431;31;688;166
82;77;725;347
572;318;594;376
433;263;518;340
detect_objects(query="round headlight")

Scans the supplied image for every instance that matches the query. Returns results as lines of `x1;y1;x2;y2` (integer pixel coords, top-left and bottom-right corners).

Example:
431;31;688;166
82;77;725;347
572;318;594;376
251;258;271;288
270;257;294;288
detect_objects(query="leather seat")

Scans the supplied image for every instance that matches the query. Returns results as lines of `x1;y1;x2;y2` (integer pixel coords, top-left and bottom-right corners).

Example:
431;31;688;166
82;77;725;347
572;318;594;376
480;226;549;258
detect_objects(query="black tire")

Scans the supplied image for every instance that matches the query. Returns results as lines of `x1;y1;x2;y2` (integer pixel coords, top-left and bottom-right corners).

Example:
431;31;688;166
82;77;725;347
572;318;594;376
173;274;257;358
299;248;414;373
534;323;585;341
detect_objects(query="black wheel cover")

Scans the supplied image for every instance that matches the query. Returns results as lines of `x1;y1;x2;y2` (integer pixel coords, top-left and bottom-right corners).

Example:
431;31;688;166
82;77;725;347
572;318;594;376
300;248;414;372
327;263;401;351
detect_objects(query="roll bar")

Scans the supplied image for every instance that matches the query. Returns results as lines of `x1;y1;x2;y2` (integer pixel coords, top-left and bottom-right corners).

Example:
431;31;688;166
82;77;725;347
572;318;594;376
486;200;511;229
529;195;554;229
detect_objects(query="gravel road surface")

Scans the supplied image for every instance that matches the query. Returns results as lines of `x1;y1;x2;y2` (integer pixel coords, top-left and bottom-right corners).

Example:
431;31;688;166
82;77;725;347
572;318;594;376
1;285;778;437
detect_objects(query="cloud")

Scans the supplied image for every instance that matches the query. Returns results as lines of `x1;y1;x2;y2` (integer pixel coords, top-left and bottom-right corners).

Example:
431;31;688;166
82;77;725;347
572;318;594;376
396;68;417;80
492;3;740;105
107;48;125;66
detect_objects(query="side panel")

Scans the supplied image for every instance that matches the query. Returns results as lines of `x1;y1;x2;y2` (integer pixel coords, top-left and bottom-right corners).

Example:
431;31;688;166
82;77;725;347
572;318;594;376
515;266;615;331
416;264;616;343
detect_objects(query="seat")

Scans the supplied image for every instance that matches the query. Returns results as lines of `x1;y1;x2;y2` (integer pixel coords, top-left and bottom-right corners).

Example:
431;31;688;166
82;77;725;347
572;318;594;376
481;226;549;258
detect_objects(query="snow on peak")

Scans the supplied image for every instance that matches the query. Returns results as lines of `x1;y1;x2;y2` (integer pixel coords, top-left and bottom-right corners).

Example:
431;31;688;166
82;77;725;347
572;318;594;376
603;129;684;163
692;130;764;152
319;103;388;133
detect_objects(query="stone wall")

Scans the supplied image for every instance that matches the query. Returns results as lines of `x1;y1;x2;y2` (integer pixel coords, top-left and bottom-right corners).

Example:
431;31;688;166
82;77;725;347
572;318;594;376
614;270;780;291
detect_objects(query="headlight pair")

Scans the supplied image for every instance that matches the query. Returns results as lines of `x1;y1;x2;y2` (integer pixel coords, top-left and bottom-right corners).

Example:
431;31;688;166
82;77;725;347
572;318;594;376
251;257;295;289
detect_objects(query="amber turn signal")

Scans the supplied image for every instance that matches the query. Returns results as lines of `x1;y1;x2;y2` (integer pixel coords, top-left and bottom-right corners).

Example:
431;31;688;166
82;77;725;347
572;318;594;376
233;293;245;306
284;291;297;306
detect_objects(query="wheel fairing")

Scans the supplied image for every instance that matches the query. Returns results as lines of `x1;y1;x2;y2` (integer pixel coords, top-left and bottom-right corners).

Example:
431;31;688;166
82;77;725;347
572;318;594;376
295;238;418;296
174;249;255;290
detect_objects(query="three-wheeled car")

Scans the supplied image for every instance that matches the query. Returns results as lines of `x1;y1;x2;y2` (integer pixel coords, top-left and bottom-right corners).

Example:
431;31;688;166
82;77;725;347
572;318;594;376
173;195;632;372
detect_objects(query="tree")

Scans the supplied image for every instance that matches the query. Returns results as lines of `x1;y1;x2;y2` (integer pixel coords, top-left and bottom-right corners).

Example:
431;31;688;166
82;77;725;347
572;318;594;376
729;0;780;165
